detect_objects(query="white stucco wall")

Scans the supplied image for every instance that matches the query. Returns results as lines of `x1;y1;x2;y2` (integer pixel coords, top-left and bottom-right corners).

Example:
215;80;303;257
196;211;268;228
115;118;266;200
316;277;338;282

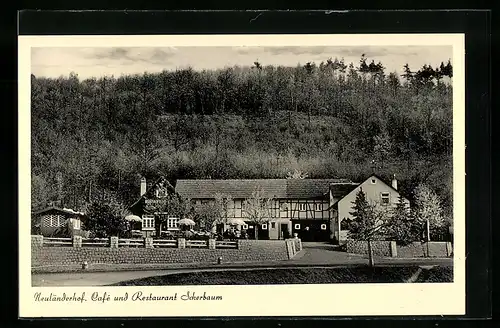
337;175;407;227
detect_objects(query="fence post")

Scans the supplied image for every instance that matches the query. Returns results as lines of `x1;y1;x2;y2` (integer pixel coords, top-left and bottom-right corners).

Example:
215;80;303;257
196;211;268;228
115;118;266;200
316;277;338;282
31;235;43;248
297;238;302;251
178;238;186;249
208;239;216;250
390;241;398;257
73;235;82;248
110;236;118;248
144;237;153;249
446;242;453;257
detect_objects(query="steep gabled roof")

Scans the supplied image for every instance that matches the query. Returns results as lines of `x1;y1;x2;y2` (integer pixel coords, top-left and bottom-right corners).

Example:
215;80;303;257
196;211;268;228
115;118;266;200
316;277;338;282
128;176;175;210
175;178;357;200
329;174;406;208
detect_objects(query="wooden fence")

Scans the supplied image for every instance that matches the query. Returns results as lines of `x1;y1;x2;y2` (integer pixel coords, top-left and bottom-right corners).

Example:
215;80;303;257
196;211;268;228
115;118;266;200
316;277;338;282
42;237;72;247
118;238;143;248
152;239;177;248
81;238;110;247
215;240;238;249
186;240;208;248
34;235;239;249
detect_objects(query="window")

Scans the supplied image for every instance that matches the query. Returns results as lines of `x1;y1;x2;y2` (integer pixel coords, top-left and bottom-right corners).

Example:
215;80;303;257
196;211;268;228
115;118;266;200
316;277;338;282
261;223;268;230
371;179;376;184
243;224;248;230
72;219;81;230
42;214;65;228
320;224;327;230
315;203;322;212
271;222;276;229
299;203;307;211
155;187;168;198
249;225;254;229
167;217;179;229
142;215;155;230
381;192;390;205
294;223;301;230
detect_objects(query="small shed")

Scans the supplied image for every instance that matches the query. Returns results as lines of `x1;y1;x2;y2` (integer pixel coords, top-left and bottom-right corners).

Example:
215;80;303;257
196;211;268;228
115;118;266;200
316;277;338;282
32;206;85;237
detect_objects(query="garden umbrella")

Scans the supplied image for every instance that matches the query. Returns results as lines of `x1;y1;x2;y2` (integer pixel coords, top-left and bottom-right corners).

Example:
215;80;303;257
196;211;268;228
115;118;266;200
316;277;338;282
124;215;142;222
228;218;246;226
178;218;196;226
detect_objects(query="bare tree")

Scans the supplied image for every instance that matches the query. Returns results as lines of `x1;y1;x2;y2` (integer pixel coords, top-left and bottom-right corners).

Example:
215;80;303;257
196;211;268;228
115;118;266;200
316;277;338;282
286;168;309;179
242;188;273;240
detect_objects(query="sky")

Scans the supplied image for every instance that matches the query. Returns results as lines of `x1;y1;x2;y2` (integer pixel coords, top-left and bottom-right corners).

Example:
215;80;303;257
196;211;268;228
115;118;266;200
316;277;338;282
31;46;452;80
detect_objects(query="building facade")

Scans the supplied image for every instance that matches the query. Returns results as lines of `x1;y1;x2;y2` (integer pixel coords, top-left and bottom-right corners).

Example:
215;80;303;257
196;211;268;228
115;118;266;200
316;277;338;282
128;174;407;243
32;206;84;237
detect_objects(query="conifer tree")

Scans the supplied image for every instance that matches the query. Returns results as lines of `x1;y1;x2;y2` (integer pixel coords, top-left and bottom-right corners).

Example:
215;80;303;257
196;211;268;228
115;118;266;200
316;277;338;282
348;188;375;240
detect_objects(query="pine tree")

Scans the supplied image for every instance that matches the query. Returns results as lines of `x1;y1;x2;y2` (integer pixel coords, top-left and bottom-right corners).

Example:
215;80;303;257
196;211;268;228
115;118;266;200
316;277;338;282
348;188;375;240
348;188;380;266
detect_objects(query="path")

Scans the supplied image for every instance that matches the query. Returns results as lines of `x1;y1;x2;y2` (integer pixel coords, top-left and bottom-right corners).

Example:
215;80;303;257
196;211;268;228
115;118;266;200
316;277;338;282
32;242;452;287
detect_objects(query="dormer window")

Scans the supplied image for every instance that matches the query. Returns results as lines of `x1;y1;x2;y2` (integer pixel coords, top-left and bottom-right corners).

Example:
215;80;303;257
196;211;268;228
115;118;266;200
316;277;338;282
155;187;168;198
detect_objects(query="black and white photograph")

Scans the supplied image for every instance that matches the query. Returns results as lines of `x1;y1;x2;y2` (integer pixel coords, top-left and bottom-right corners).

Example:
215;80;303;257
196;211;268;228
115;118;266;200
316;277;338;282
19;34;465;317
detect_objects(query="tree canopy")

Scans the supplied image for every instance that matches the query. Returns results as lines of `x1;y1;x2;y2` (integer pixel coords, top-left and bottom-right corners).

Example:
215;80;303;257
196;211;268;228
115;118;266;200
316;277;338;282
31;56;453;219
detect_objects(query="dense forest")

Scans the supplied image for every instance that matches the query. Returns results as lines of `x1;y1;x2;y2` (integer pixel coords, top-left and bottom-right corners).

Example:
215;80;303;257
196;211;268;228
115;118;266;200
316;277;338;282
31;55;453;220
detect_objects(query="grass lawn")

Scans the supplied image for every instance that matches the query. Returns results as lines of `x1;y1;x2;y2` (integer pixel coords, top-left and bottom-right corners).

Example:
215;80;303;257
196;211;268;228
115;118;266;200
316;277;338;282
112;266;453;286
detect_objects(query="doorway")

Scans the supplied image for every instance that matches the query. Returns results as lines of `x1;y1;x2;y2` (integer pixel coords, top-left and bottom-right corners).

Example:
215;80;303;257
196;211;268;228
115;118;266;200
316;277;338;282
280;223;290;239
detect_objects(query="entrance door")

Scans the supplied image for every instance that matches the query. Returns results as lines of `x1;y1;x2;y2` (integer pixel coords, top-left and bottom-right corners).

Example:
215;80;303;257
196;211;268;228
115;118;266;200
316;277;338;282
291;220;330;242
280;224;290;239
246;223;270;240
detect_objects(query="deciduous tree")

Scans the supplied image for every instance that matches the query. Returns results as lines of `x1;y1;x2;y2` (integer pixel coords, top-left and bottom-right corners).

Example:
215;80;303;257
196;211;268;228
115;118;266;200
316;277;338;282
242;188;273;240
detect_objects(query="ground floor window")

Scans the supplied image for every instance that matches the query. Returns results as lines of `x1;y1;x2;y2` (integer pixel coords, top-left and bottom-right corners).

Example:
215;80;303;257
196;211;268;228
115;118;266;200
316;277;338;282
167;217;179;229
142;215;155;230
41;214;66;228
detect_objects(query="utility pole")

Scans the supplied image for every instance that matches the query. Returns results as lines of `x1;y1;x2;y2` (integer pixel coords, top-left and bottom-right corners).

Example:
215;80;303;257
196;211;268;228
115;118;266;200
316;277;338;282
367;239;374;267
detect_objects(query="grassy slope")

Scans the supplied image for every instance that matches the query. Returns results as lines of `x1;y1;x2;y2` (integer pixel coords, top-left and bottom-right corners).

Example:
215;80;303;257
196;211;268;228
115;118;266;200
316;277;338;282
113;266;453;286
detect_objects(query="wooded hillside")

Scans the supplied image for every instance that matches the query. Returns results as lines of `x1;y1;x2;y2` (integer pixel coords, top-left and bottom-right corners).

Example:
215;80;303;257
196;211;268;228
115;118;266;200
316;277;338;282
31;56;453;217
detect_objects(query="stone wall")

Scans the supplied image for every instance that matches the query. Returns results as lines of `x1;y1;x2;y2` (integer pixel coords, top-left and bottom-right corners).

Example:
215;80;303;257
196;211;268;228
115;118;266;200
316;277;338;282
31;239;290;268
346;240;392;257
397;242;427;258
346;240;452;258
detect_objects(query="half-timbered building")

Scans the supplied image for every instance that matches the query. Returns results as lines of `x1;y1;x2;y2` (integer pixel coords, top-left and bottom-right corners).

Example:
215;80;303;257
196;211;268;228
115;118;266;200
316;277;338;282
129;174;407;243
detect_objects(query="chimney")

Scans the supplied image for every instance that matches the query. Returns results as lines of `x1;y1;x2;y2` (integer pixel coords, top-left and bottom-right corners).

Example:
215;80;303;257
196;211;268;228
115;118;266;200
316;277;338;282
140;177;147;196
391;174;398;190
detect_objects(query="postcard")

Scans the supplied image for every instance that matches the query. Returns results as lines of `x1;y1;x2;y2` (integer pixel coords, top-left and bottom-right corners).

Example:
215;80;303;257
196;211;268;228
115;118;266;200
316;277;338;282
19;33;465;317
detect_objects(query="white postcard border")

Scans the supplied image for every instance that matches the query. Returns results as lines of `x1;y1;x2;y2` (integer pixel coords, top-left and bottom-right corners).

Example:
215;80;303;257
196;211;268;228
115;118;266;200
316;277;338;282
19;34;465;317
